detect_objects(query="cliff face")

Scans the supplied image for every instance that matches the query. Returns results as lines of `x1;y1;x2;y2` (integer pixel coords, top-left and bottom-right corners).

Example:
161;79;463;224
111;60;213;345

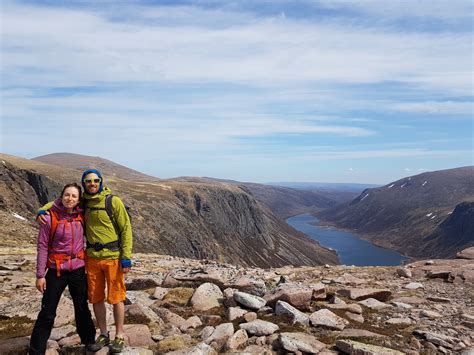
0;154;338;268
422;201;474;258
318;167;474;258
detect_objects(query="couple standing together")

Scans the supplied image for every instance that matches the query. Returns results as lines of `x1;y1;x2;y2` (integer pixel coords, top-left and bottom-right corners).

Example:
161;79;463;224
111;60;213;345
29;169;133;354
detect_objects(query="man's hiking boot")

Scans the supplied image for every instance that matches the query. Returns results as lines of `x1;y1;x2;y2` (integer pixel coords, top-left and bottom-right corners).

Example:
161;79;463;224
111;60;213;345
86;333;110;352
109;336;125;353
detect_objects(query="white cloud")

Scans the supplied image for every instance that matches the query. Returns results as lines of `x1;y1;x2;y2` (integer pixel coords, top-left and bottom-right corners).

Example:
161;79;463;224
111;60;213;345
1;1;471;94
389;101;473;115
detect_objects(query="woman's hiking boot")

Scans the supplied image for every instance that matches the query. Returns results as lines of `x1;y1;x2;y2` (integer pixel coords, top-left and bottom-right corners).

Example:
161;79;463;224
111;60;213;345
86;332;110;352
110;336;125;353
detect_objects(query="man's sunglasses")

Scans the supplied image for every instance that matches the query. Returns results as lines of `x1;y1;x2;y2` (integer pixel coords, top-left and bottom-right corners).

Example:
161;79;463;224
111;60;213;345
83;178;101;184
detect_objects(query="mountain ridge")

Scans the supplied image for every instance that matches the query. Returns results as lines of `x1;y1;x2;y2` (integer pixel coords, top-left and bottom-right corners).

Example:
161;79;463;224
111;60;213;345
318;166;474;258
0;153;338;267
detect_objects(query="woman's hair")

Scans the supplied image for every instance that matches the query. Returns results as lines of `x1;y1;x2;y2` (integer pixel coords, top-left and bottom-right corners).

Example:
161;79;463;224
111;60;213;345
60;183;82;199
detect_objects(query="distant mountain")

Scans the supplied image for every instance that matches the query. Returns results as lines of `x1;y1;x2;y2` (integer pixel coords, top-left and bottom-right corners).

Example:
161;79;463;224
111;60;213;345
33;152;158;182
169;177;357;219
1;153;338;267
269;182;381;192
238;183;338;219
318;166;474;258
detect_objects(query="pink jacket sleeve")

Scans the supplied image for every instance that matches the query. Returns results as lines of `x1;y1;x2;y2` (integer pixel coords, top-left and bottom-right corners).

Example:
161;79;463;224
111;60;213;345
36;216;51;278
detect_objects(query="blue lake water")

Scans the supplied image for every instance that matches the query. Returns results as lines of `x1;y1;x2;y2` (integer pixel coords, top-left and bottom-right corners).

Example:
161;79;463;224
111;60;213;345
286;213;409;266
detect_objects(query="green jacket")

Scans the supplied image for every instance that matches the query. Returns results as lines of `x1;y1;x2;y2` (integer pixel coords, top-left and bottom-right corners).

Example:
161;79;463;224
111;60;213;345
39;187;132;260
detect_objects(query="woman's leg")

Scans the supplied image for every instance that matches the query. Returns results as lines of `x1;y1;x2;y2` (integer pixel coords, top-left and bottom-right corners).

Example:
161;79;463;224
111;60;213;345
29;270;67;355
68;267;96;345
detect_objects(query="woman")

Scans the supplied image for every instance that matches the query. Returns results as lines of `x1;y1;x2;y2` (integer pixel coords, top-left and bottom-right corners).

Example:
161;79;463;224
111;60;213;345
29;183;96;354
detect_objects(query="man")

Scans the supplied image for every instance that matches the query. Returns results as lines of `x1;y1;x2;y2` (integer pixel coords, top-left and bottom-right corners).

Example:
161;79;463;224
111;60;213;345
38;169;132;353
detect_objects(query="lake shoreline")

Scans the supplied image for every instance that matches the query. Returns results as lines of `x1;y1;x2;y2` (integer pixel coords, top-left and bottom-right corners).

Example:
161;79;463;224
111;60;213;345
286;213;409;266
308;215;413;261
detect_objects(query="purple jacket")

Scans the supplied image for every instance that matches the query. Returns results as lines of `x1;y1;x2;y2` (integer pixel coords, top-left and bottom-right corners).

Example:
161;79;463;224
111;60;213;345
36;198;86;278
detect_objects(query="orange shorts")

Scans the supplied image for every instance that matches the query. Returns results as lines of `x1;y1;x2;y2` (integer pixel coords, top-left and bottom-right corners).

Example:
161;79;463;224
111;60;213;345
86;257;126;305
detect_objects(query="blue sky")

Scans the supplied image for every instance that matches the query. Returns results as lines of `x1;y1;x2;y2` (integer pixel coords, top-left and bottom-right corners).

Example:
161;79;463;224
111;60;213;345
1;0;472;184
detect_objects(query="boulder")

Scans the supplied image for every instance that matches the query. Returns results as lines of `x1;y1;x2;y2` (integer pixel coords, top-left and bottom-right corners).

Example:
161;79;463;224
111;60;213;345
152;287;169;300
224;329;248;351
151;306;186;328
180;316;202;331
191;283;223;311
264;283;325;311
239;320;279;336
279;332;327;353
309;309;348;330
226;307;248;322
204;323;234;350
233;291;266;310
358;298;391;310
275;300;310;325
456;247;474;259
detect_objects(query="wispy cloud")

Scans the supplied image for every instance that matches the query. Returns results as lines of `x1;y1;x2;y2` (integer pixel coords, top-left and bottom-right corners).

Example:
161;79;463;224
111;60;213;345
1;0;472;182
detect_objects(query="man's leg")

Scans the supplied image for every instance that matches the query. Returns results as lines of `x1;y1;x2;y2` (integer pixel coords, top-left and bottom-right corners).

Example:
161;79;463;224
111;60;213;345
105;260;127;353
86;258;110;352
113;301;125;336
93;301;108;334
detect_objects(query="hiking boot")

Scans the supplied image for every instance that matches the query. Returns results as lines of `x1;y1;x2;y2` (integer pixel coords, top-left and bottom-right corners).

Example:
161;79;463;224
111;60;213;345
109;336;125;353
86;333;110;352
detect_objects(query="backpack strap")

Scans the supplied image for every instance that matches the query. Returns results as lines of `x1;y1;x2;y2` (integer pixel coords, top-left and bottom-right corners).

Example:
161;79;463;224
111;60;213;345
48;210;59;249
105;195;122;245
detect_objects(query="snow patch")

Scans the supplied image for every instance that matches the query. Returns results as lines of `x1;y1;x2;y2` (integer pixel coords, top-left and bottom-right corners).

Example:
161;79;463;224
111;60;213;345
360;193;369;201
12;212;26;221
426;213;433;217
422;181;428;186
1;160;5;165
388;184;395;188
431;215;436;219
400;183;407;188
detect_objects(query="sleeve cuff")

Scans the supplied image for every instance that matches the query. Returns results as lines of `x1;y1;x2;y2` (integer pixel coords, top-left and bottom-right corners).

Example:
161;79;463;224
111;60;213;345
121;259;132;268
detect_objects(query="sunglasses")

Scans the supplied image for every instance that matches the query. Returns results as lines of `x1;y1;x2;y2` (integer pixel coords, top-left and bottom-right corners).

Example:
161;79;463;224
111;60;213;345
83;178;101;184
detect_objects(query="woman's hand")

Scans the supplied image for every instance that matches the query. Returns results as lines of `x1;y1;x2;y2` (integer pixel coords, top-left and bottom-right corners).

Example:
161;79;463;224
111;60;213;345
36;278;46;293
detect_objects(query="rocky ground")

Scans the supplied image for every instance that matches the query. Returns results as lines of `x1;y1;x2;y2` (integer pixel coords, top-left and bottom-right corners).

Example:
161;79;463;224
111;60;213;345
0;247;473;355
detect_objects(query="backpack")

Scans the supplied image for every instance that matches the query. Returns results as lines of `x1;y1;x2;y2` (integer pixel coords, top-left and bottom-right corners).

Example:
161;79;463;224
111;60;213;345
86;194;132;246
104;194;132;241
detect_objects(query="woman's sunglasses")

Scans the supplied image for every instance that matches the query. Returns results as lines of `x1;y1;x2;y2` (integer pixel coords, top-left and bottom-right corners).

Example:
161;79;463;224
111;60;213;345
83;178;101;184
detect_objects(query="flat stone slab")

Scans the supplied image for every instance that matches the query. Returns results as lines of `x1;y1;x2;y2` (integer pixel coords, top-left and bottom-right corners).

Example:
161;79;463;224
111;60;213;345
279;332;327;353
336;339;405;355
338;328;387;339
337;288;392;301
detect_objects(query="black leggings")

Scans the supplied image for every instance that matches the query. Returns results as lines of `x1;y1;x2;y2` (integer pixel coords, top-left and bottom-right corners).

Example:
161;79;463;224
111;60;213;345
29;267;96;354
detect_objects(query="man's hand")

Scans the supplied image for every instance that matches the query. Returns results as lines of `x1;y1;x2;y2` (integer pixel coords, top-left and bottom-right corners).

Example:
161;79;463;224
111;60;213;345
36;278;46;293
121;260;132;274
36;212;49;226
